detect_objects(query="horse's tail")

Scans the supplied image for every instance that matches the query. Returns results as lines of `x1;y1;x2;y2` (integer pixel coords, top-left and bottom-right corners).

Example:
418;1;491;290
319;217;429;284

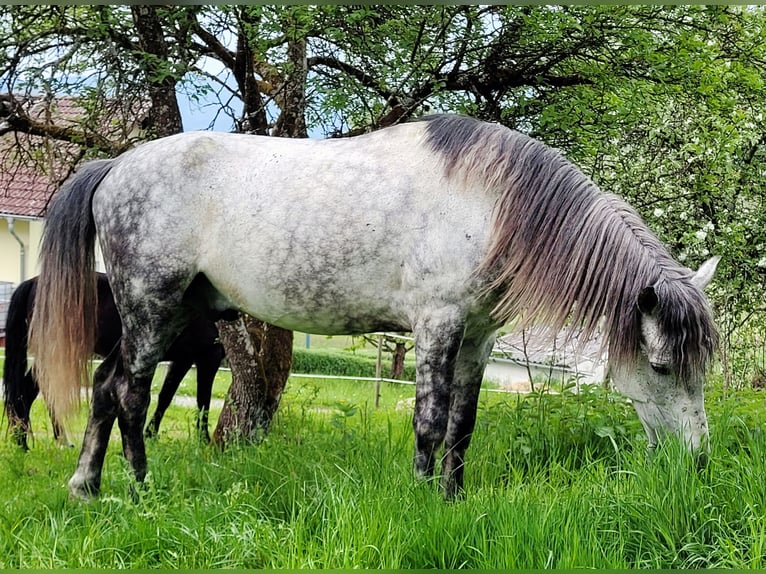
28;159;115;422
3;277;36;425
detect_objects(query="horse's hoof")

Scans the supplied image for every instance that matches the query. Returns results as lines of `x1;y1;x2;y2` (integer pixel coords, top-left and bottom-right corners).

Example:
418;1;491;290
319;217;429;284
441;480;466;503
68;474;100;501
11;429;29;451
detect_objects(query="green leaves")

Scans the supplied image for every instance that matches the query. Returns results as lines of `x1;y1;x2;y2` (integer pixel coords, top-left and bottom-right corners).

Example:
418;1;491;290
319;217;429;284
4;4;766;385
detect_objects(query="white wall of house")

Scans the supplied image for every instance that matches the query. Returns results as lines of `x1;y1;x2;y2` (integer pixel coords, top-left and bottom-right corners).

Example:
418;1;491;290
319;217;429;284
0;217;44;285
483;355;605;390
0;217;106;288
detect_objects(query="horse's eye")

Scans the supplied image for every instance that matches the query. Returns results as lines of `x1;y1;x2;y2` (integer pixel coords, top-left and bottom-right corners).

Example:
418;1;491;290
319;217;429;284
650;363;671;376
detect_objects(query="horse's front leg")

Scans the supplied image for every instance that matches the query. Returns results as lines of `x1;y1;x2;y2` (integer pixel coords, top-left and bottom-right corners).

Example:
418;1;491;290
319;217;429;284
9;371;38;450
68;347;121;499
145;358;192;439
441;332;495;499
194;355;221;443
412;310;465;483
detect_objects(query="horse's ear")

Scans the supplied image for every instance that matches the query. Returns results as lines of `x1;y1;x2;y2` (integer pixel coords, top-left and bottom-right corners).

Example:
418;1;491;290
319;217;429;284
637;286;659;315
690;255;721;290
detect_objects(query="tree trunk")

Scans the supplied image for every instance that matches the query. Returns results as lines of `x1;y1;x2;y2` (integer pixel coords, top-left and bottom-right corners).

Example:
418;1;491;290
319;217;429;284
131;5;291;447
131;6;184;137
212;10;308;446
274;33;308;138
391;342;407;379
233;10;269;135
213;316;293;445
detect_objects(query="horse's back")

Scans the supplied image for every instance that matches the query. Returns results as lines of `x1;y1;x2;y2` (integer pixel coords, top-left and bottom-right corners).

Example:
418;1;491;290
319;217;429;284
91;126;496;334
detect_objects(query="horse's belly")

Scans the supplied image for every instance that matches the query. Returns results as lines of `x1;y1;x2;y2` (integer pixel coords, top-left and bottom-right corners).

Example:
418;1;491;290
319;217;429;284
204;260;414;335
238;306;409;336
196;188;487;335
200;221;482;336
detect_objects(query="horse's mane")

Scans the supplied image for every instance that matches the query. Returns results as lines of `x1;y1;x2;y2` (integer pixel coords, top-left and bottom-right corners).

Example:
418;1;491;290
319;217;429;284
421;114;717;382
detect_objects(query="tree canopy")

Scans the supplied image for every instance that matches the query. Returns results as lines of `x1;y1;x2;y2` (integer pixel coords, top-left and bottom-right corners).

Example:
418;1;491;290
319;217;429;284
2;5;766;387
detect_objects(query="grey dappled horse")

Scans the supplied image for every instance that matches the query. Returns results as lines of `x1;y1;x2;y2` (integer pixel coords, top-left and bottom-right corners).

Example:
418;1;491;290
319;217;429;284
29;115;718;500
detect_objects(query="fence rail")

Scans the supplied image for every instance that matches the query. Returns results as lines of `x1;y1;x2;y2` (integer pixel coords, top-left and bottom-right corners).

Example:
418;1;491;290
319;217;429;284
0;352;512;398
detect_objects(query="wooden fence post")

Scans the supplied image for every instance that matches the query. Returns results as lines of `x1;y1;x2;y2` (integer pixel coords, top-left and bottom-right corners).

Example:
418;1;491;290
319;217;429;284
374;333;383;408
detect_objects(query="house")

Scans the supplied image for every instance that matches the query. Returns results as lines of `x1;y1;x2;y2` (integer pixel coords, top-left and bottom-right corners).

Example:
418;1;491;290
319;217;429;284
0;147;53;343
0;95;146;341
484;325;607;391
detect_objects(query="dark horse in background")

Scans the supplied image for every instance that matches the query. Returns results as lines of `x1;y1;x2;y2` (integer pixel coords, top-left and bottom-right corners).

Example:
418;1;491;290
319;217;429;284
3;273;224;449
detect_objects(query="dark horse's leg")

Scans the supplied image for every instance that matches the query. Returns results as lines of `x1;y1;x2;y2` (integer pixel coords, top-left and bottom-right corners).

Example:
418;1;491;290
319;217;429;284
193;348;224;443
144;328;223;443
144;358;193;439
8;371;70;449
440;332;495;499
47;402;72;448
412;310;465;487
3;277;38;450
9;371;38;450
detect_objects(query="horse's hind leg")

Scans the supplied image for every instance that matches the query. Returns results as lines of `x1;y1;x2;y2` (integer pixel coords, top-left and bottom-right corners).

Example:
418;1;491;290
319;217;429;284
115;310;193;488
69;345;122;498
145;358;193;439
116;370;154;488
70;341;165;498
441;332;495;499
69;301;191;498
412;310;465;482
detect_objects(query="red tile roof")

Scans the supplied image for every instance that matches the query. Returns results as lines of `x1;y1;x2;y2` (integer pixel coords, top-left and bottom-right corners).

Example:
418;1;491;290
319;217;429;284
0;95;146;219
0;137;78;219
0;163;56;218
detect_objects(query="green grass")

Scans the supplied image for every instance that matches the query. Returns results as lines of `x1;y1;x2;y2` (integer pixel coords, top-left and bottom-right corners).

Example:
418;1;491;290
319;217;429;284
2;378;766;567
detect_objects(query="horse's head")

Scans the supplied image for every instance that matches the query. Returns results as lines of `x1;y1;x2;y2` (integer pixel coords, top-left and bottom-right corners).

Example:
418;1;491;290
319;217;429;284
610;256;720;455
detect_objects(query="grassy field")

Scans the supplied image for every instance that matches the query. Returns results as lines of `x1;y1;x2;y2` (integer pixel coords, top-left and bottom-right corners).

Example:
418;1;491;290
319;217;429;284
2;360;766;567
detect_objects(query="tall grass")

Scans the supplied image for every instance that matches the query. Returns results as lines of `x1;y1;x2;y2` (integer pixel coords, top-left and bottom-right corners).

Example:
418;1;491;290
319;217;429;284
1;380;766;568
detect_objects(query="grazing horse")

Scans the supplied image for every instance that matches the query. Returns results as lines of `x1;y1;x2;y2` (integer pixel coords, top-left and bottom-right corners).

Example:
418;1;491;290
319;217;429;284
28;114;718;500
3;274;224;449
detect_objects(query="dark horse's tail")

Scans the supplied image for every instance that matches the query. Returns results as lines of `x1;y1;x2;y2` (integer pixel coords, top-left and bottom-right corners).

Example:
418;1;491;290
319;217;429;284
28;159;115;422
3;277;36;426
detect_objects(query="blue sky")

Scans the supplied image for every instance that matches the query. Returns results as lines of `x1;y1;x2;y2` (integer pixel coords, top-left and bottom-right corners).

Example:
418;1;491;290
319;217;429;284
179;99;226;132
178;90;240;133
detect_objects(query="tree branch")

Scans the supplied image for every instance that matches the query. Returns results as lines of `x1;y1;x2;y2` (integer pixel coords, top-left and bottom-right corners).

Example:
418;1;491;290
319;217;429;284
0;94;132;155
308;55;396;101
191;18;236;70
